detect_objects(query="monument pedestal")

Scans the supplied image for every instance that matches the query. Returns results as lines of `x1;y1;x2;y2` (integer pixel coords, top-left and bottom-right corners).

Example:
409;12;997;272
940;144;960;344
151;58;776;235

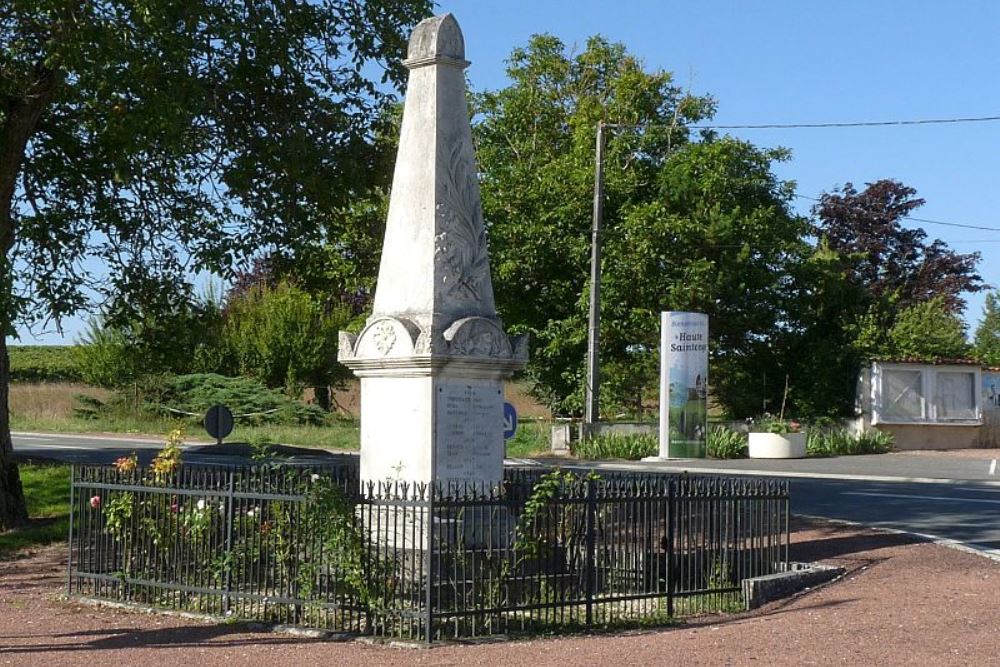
353;373;507;485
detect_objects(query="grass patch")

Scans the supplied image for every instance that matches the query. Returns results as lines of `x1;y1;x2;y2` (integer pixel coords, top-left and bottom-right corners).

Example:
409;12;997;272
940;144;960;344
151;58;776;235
505;420;552;458
0;463;71;559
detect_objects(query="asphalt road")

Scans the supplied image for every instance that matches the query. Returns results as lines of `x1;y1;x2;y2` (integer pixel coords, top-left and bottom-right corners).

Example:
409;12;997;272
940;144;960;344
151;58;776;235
11;431;342;466
786;477;1000;553
13;431;1000;557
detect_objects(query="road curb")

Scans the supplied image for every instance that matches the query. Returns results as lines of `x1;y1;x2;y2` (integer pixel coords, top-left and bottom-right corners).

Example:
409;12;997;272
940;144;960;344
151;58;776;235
795;513;1000;564
544;459;1000;488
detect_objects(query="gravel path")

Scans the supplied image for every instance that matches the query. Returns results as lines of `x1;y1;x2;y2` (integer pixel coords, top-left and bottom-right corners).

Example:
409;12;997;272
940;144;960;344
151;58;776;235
1;519;997;666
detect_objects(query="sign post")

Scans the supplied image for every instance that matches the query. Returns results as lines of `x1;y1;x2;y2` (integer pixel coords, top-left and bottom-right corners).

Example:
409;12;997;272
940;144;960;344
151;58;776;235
655;312;708;459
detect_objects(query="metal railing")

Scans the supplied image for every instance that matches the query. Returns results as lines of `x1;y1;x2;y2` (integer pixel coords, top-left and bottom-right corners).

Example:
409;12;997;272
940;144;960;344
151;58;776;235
69;464;789;642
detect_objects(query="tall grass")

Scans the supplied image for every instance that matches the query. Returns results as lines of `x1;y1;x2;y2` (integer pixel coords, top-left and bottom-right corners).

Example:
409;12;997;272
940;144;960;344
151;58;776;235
707;426;748;459
574;432;657;460
10;383;110;427
806;428;894;456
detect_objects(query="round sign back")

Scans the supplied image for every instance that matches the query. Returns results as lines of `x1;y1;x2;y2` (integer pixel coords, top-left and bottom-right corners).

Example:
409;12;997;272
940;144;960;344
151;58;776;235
204;404;234;443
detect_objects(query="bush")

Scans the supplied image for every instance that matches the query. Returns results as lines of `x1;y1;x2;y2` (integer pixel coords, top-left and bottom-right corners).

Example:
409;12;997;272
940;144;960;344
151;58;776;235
77;293;226;388
573;432;657;460
9;346;83;382
707;426;747;459
150;374;329;426
222;282;352;394
80;373;329;427
807;428;893;456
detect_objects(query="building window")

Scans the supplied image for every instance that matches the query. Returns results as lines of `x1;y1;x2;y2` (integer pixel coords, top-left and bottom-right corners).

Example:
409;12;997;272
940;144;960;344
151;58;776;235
873;363;982;425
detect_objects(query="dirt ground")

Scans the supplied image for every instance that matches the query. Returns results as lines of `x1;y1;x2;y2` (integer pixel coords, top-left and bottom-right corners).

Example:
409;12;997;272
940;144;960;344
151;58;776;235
1;518;997;667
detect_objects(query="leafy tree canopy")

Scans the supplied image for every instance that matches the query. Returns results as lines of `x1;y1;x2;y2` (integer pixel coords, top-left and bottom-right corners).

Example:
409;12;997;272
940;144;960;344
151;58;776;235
812;180;985;313
0;0;430;528
886;296;970;361
474;34;809;417
973;291;1000;366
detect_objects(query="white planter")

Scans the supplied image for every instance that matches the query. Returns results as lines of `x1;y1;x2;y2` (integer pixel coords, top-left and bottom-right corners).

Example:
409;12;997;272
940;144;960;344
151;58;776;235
748;432;807;459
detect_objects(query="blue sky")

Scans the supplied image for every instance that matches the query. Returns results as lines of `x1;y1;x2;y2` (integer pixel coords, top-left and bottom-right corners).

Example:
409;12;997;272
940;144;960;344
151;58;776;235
435;0;1000;322
16;0;1000;343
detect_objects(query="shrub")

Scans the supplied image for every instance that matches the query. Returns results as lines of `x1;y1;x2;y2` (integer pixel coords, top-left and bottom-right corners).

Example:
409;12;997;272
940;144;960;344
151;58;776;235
750;414;802;434
9;346;83;382
807;428;893;456
854;429;894;454
222;282;352;394
149;374;329;426
76;292;226;388
80;373;329;427
707;426;747;459
573;432;657;460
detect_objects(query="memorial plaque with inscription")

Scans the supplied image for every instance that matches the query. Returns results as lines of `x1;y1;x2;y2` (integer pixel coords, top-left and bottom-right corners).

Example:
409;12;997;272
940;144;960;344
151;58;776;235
435;379;504;483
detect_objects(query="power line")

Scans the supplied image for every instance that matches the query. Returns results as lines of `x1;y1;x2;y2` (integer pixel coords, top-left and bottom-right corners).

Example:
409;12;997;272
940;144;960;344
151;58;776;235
793;193;1000;232
608;114;1000;131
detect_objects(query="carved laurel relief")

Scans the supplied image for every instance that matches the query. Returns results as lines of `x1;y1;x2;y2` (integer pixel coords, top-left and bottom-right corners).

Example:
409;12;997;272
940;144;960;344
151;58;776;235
434;142;490;303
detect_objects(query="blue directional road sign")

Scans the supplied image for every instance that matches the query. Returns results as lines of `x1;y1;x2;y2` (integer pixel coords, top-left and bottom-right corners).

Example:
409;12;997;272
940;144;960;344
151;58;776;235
503;402;518;440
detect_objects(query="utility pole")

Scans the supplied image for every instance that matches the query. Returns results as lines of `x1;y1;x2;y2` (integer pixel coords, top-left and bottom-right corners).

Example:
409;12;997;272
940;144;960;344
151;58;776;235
584;121;606;428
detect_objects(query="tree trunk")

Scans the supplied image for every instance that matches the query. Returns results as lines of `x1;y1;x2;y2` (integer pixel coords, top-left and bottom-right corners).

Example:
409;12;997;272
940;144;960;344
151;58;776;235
314;385;331;412
0;335;28;530
0;63;62;531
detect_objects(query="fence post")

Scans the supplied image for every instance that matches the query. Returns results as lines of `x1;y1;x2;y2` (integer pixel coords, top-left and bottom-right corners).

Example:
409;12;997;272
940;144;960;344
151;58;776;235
223;468;235;615
784;486;791;569
66;464;75;597
424;484;435;644
584;477;596;627
666;480;675;617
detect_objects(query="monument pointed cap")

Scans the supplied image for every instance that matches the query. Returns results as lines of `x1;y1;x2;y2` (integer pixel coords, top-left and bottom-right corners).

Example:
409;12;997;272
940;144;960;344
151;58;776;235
404;13;468;68
340;13;527;370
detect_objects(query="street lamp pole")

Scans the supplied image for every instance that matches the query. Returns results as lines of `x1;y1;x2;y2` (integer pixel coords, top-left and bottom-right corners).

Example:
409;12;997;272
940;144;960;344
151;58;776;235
584;121;606;428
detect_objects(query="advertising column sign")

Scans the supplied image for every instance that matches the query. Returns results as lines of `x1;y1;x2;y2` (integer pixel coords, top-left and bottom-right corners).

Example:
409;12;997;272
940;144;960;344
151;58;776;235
658;312;708;458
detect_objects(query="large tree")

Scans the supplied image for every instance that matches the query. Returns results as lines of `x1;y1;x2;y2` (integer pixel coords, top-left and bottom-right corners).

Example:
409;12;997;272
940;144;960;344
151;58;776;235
812;180;985;312
474;35;809;417
0;0;430;529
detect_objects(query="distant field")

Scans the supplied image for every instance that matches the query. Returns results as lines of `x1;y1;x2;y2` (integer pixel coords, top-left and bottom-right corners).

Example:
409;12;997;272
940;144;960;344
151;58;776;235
9;345;83;383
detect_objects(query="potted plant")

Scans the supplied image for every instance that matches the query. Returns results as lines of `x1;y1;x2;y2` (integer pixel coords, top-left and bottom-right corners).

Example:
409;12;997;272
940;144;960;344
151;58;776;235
747;415;806;458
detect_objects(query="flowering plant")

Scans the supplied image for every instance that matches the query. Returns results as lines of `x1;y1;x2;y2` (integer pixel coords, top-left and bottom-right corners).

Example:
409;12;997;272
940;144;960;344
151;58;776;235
151;428;184;480
749;414;802;434
114;452;138;475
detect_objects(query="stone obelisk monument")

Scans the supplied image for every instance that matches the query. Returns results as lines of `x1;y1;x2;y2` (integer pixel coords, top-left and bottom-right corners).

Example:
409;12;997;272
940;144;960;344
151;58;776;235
339;14;528;488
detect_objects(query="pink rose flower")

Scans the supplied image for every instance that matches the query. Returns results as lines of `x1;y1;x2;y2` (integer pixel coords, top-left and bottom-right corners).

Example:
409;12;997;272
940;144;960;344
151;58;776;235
90;495;101;509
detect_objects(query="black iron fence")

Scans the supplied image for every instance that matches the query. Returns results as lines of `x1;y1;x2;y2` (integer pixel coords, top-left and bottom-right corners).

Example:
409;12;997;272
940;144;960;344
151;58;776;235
68;464;789;642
